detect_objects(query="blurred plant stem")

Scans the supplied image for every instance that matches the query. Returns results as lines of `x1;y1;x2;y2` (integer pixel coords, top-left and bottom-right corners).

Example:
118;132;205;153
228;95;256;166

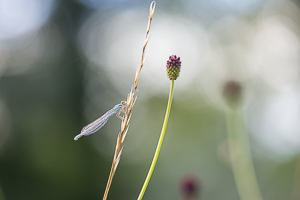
137;80;174;200
291;155;300;200
225;109;263;200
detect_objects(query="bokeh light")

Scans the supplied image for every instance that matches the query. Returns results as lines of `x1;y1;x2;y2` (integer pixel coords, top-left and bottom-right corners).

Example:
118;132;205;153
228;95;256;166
249;86;300;161
0;0;55;42
77;9;213;96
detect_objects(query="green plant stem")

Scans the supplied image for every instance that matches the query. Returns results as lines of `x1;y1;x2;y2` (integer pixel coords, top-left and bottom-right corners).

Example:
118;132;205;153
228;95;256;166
291;155;300;200
137;80;174;200
225;109;263;200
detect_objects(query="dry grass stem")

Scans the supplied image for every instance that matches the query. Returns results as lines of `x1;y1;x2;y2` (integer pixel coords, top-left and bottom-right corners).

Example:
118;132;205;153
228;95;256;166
102;2;156;200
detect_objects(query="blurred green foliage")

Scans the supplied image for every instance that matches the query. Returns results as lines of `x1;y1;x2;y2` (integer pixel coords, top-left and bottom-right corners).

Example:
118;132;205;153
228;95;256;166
0;0;300;200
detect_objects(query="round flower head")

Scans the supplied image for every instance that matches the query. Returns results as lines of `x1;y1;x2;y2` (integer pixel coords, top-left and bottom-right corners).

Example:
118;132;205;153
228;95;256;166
222;79;243;109
180;175;200;199
166;55;181;80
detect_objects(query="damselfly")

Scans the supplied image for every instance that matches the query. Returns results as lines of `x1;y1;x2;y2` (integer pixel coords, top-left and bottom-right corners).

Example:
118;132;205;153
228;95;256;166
74;101;126;141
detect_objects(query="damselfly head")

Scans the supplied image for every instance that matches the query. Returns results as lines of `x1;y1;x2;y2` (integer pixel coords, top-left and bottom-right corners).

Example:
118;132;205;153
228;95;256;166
120;101;126;106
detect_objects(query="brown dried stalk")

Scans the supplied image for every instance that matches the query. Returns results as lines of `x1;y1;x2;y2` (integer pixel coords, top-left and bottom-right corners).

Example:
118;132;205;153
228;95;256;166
102;2;156;200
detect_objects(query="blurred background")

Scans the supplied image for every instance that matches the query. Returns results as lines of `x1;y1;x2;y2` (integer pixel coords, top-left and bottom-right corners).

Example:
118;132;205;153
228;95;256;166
0;0;300;199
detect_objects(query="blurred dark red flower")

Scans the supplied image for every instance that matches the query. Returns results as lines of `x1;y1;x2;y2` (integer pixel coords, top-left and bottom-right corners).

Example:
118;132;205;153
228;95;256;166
180;175;200;199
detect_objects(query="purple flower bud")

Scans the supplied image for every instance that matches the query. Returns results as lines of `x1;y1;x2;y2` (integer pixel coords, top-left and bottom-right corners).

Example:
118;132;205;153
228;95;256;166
166;55;181;80
222;79;243;108
180;175;200;199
